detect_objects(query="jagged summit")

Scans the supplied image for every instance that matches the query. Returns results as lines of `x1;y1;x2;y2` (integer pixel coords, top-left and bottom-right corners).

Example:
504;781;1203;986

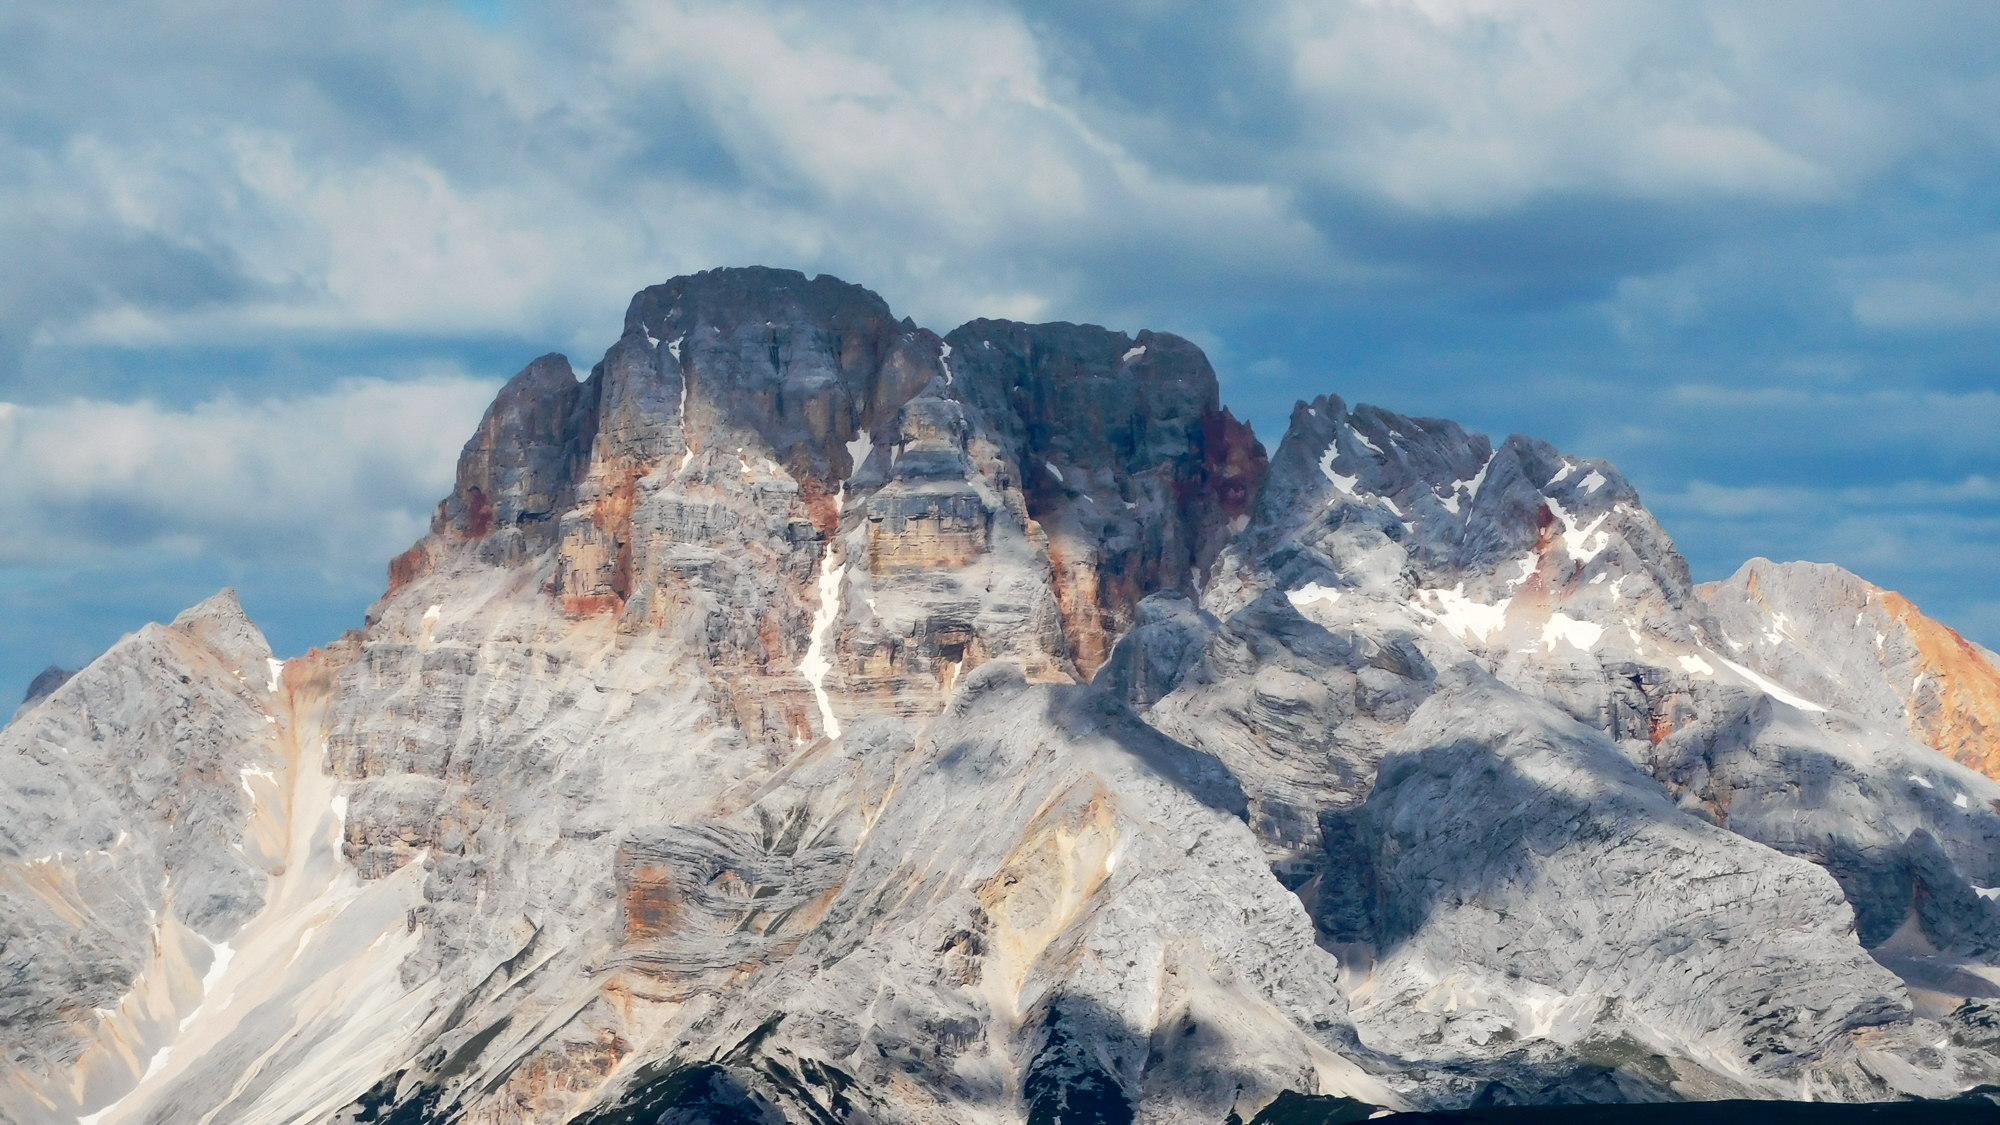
1702;557;2000;780
395;266;1261;683
18;665;72;707
7;269;2000;1125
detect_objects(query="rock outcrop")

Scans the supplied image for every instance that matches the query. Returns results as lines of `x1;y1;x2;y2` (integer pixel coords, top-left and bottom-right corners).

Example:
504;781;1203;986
7;269;2000;1124
1701;558;2000;781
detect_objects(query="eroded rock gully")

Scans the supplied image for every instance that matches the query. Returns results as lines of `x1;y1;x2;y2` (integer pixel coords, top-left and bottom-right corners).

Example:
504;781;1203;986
7;268;2000;1125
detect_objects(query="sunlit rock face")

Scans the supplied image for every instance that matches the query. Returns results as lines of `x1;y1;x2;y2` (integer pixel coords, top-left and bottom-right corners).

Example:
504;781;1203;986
7;268;2000;1125
1700;558;2000;783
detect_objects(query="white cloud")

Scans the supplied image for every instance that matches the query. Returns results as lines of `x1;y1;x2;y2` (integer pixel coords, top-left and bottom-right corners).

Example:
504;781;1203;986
1282;1;1847;214
8;0;1960;363
1845;235;2000;330
5;0;1338;359
1663;476;2000;521
0;375;499;573
1652;474;2000;614
0;0;1994;662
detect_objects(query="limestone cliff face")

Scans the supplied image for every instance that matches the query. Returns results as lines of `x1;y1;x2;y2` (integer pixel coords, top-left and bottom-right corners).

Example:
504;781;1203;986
943;320;1264;677
7;269;2000;1125
1701;558;2000;782
0;592;295;1122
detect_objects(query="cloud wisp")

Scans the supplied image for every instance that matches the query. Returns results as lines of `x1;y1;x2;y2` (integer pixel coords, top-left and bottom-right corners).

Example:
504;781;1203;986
16;0;1997;374
0;375;495;691
0;0;1995;689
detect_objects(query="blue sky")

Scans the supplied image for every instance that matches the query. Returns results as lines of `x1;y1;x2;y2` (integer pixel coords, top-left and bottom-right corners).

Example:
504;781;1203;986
2;0;1997;695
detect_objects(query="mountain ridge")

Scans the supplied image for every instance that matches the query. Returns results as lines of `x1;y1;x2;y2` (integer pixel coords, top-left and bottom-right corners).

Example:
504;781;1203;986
6;266;2000;1125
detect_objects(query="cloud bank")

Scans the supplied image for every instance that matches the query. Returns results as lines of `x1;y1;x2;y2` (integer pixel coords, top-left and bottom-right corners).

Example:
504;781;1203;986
2;0;1996;691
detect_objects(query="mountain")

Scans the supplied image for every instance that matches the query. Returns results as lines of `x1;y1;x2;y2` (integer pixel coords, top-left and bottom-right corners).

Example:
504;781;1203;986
6;267;2000;1125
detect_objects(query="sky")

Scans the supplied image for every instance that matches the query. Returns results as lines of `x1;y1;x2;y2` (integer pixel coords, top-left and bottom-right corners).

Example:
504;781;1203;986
2;0;1997;696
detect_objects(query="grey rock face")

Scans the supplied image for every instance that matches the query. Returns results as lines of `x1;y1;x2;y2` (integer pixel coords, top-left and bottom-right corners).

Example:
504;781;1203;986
1179;393;2000;1067
19;665;74;706
9;270;2000;1124
1332;686;1914;1094
10;664;77;727
0;591;284;1121
1700;557;2000;780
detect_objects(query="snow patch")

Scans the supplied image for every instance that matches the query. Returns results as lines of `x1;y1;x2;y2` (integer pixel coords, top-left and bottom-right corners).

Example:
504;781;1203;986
1318;443;1357;494
1715;655;1827;712
666;334;684;362
179;941;236;1034
1416;586;1511;644
1909;775;1935;789
939;340;954;384
800;556;846;740
1121;345;1146;363
1956;792;1971;809
265;658;284;693
674;351;694;462
1045;461;1064;484
1287;583;1343;609
1465;457;1492;497
1542;613;1604;652
1579;469;1606;493
1438;458;1492;516
1544;498;1611;564
1678;654;1715;676
845;430;874;481
1351;426;1383;455
1549;461;1575;485
239;765;277;802
1976;886;2000;901
1506;555;1538;591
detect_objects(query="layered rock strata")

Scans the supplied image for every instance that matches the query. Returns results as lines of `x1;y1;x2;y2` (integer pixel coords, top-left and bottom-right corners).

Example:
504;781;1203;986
6;268;2000;1125
1702;559;2000;780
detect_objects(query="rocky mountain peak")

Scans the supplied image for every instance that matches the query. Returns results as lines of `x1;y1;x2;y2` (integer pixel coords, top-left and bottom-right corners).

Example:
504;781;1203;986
12;270;2000;1125
18;665;72;707
1702;557;2000;778
168;588;276;684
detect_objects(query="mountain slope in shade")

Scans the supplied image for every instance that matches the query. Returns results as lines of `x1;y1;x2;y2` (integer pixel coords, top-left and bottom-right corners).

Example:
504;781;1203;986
1701;558;2000;782
5;268;2000;1125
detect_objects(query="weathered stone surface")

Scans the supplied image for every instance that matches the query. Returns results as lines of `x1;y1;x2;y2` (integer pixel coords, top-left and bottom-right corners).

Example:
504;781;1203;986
1180;391;2000;1060
0;591;288;1121
1701;558;2000;782
10;269;2000;1124
1331;685;1931;1097
945;320;1265;677
17;665;74;707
